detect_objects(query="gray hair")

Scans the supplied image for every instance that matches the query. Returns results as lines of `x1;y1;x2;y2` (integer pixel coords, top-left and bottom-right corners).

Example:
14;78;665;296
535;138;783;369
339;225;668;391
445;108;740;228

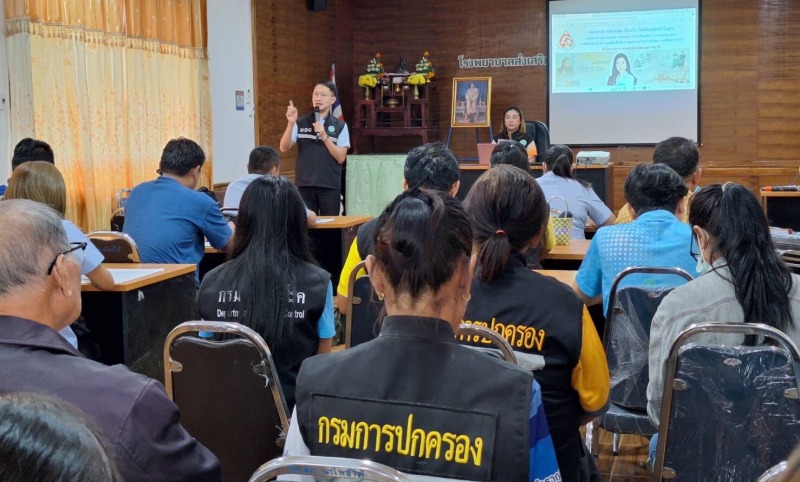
0;199;69;295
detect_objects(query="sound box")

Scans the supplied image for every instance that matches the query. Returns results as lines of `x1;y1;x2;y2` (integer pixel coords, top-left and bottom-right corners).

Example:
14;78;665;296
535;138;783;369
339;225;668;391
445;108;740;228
307;0;327;11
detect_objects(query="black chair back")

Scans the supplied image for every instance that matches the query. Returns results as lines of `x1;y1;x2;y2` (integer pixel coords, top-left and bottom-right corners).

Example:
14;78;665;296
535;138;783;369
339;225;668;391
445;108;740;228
604;267;693;410
88;231;140;263
654;322;800;482
164;321;289;482
526;120;550;164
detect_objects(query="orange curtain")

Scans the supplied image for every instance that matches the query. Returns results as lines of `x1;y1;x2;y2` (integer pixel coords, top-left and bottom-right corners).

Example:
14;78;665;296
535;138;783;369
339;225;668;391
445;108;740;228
5;0;212;232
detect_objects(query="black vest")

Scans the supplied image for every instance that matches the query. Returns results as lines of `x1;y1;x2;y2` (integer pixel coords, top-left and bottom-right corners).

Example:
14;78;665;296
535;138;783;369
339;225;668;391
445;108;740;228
196;260;330;409
295;316;531;481
355;218;378;259
295;113;347;189
463;253;586;474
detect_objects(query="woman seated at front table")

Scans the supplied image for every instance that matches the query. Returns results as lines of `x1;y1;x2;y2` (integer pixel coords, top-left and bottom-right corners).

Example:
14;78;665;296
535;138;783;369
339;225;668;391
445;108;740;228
646;182;800;462
5;161;115;349
196;175;334;410
463;165;610;482
536;145;616;240
283;188;562;481
493;105;538;160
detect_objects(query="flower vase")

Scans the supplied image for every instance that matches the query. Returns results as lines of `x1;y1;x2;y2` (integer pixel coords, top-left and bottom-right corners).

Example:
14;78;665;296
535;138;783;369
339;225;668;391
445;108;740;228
413;85;420;100
364;87;371;100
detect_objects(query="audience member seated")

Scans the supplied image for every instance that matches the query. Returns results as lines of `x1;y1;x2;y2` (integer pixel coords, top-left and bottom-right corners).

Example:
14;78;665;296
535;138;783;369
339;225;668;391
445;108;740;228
197;176;334;409
573;164;696;312
492;105;537;160
0;137;55;198
336;142;460;315
222;145;316;227
0;199;221;480
617;136;701;224
647;183;800;435
463;165;609;482
123;138;232;283
285;189;562;481
5;161;114;349
490;142;555;268
537;145;616;240
0;393;121;481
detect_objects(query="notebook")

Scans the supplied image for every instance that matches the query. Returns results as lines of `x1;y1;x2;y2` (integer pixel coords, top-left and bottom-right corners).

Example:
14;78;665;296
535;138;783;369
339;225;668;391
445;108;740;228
477;143;495;165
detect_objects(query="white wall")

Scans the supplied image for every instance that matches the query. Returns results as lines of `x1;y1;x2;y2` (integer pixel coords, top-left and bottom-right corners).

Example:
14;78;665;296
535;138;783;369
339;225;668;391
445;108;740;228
0;0;11;184
207;0;256;184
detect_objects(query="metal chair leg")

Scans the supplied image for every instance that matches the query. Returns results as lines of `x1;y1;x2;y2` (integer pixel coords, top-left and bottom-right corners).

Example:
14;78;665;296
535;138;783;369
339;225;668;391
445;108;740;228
612;432;621;456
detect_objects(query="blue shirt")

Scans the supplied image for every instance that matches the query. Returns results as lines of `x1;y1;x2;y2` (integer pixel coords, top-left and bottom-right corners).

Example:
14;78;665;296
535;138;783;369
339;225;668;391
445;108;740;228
123;176;231;277
575;210;696;313
528;379;562;481
59;219;107;348
536;171;613;240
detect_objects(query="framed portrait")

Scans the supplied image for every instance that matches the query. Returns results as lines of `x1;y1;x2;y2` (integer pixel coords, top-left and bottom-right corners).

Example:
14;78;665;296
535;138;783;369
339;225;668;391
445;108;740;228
451;77;492;127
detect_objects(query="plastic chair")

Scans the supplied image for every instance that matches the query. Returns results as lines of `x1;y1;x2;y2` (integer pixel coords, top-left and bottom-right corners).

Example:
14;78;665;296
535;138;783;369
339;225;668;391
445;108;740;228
456;323;518;365
588;266;693;456
164;321;290;482
525;120;550;164
757;461;788;482
345;260;385;348
221;207;239;224
249;455;413;482
653;322;800;482
87;231;140;263
780;250;800;274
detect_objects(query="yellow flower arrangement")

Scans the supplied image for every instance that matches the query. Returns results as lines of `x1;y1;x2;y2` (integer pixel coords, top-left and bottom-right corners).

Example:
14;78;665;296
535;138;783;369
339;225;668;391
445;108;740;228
358;74;378;88
407;73;427;85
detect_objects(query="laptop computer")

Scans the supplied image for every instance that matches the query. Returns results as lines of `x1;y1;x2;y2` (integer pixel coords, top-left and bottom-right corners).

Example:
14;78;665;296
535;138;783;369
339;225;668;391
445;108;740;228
477;143;495;165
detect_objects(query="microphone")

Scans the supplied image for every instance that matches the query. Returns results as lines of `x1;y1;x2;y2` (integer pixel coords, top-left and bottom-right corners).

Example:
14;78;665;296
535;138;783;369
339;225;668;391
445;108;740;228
313;107;321;140
763;185;800;192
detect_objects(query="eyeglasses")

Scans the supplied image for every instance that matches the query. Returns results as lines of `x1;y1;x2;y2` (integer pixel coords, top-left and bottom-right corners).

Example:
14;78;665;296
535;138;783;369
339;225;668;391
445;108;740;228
312;91;332;98
689;234;699;261
47;242;87;275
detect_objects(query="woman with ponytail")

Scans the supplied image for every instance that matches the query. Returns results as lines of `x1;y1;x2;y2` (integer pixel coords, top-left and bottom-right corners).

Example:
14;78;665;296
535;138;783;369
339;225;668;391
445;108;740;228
464;165;609;482
536;144;615;240
647;182;800;427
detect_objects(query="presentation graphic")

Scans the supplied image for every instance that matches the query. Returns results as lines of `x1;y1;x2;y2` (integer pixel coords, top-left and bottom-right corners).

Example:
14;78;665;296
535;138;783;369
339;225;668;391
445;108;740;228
551;8;696;94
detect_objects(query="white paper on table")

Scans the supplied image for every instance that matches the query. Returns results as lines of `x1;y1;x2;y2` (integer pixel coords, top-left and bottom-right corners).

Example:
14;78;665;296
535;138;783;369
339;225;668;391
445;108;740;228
81;268;164;285
315;218;334;224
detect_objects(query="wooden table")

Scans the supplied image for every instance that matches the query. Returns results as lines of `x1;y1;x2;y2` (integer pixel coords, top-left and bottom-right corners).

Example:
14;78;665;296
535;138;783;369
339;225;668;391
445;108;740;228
535;269;577;286
81;263;196;381
310;216;372;288
546;239;591;261
202;216;372;288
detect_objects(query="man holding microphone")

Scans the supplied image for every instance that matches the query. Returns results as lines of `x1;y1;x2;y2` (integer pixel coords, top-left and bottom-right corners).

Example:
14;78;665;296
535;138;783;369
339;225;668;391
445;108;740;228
280;81;350;215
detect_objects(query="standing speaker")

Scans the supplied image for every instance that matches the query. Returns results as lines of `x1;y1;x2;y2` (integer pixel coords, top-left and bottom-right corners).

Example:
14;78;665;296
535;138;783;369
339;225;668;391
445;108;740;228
307;0;327;11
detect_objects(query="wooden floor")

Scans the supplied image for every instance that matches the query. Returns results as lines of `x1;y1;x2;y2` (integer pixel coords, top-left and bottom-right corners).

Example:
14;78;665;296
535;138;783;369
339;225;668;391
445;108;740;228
593;429;651;481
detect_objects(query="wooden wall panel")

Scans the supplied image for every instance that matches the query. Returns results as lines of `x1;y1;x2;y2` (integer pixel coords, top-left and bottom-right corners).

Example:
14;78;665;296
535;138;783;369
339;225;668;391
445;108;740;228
253;0;800;208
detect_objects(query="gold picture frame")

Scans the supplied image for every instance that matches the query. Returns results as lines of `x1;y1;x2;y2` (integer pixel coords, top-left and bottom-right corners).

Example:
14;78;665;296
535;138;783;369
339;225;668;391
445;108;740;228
451;77;492;127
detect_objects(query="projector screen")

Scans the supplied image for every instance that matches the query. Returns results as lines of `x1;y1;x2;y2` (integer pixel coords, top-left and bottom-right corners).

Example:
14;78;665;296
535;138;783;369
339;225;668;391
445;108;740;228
548;0;700;145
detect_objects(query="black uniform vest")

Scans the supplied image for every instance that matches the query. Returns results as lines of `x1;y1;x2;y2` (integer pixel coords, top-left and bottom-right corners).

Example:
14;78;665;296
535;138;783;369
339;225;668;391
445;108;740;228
463;253;586;474
295;113;347;189
355;218;378;259
462;254;584;418
295;316;531;481
492;129;536;149
196;260;330;409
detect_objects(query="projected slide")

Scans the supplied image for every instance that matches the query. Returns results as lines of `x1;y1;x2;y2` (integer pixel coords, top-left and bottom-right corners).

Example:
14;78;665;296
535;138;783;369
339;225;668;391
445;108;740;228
548;0;700;145
552;9;696;94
